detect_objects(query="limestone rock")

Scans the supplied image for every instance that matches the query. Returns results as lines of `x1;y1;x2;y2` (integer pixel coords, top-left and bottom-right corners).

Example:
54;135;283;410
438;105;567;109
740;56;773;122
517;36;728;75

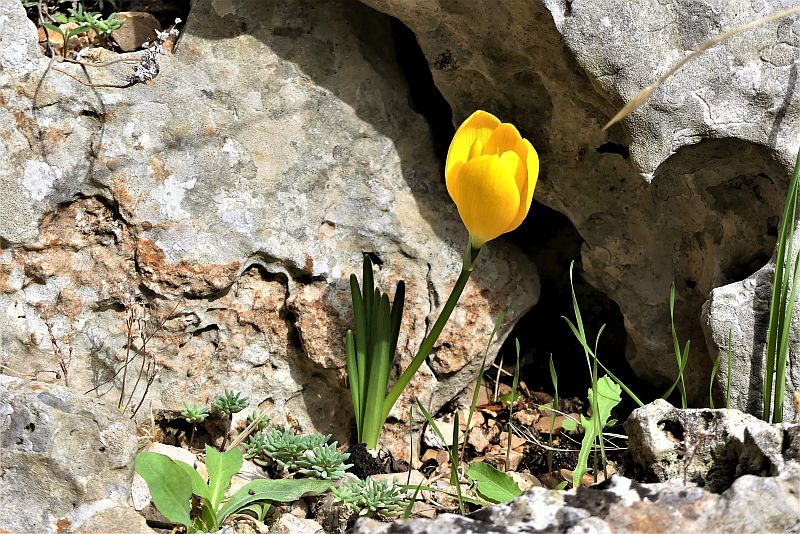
0;375;152;533
0;0;537;461
703;260;800;421
624;398;800;492
360;0;800;403
351;474;800;533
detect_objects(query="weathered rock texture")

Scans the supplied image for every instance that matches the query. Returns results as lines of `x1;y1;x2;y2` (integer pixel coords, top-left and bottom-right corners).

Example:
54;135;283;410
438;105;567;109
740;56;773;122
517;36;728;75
625;398;800;491
703;259;800;420
0;375;152;533
0;0;538;457
352;474;800;534
360;0;800;403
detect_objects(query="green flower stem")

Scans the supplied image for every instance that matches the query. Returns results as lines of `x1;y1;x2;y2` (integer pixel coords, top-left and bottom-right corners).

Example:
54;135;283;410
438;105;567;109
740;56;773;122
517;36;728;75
380;241;481;426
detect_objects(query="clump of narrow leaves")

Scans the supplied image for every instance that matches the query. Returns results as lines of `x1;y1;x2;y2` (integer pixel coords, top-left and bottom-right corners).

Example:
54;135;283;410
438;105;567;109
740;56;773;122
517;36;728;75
249;427;334;473
181;403;209;424
331;477;410;517
213;390;248;415
296;442;352;480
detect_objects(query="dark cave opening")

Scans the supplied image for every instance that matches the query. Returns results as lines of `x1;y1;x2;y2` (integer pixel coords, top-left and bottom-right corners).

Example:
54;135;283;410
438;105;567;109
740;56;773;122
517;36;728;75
501;202;655;415
386;11;653;415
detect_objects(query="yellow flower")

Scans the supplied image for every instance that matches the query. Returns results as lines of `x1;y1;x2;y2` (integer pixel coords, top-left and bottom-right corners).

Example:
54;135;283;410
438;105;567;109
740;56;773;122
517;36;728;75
445;110;539;248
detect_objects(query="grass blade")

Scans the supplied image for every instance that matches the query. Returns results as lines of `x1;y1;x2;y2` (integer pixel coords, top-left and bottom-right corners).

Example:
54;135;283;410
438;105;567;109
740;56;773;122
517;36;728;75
462;308;507;459
363;293;391;448
345;330;361;438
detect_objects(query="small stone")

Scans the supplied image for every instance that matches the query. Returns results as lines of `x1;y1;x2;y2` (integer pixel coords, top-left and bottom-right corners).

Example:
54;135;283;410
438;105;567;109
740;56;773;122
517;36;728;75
269;513;324;534
111;12;162;52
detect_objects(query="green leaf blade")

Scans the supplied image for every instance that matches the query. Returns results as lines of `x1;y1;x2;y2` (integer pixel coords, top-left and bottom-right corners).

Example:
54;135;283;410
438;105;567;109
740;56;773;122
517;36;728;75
205;445;243;511
218;479;332;522
466;462;522;504
134;452;193;528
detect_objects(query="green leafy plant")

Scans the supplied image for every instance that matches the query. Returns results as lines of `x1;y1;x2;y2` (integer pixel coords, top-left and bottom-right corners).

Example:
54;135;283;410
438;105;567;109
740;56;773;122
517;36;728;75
564;376;622;488
466;461;522;504
247;410;270;431
562;263;643;408
763;146;800;423
135;445;331;532
332;477;411;517
135;445;242;532
42;22;91;57
562;261;623;487
295;442;352;480
254;427;332;473
60;4;122;37
214;390;248;449
346;254;405;449
181;403;209;445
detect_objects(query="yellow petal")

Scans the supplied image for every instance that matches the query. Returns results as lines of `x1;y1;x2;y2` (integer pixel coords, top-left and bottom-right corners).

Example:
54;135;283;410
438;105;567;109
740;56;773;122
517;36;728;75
451;154;520;246
506;138;539;231
483;123;523;156
445;110;501;180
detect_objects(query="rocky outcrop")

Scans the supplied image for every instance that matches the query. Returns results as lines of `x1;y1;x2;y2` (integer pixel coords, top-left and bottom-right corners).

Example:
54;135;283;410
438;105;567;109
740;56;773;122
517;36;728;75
703;260;800;420
0;0;537;458
359;0;800;404
0;375;151;533
353;401;800;533
624;398;800;491
352;474;800;534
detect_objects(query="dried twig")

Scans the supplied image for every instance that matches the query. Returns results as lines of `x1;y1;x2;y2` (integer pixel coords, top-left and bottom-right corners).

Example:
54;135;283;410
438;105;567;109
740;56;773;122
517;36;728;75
44;319;73;387
603;6;800;130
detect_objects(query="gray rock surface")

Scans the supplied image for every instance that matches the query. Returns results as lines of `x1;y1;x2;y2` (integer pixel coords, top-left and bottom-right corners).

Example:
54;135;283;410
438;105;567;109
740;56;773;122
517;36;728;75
625;398;800;491
703;259;800;420
0;375;152;533
0;0;537;459
351;474;800;534
360;0;800;403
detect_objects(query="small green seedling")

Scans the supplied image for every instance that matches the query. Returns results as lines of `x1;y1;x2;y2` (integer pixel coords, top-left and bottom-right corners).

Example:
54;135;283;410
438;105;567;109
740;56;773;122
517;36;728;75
662;281;690;408
214;390;248;449
568;376;622;488
181;403;209;445
42;22;91;58
332;477;411;517
295;442;352;480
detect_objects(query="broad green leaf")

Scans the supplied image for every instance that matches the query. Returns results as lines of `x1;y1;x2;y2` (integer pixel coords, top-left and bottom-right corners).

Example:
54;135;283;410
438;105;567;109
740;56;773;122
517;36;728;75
218;479;331;522
134;452;193;528
175;460;211;501
466;462;522;503
561;418;577;432
572;376;621;488
205;445;242;511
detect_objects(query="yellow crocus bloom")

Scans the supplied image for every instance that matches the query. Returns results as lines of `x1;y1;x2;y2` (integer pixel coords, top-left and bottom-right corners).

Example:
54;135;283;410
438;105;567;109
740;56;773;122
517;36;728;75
445;110;539;248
